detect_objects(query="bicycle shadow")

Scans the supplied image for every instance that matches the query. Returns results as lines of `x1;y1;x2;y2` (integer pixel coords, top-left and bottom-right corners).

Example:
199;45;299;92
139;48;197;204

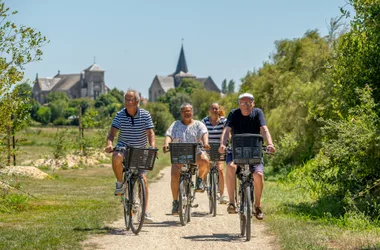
191;211;211;217
143;220;179;227
73;226;126;236
183;233;246;242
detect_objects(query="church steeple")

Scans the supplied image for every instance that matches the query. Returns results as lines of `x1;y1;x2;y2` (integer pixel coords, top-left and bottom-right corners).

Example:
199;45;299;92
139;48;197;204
174;44;188;74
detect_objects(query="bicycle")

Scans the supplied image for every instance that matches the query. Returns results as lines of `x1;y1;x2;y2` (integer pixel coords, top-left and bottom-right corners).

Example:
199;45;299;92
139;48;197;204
167;142;199;226
115;146;158;235
206;142;226;217
231;133;266;241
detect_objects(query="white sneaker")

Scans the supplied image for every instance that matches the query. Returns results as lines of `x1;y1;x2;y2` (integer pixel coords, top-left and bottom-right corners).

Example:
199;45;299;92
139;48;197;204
144;212;153;224
219;195;228;204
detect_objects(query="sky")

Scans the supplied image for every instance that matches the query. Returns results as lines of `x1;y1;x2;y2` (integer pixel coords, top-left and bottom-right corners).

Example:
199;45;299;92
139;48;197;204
7;0;352;98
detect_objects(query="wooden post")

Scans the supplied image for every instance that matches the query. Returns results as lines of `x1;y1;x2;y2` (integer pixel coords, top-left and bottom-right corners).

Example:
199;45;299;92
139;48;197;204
7;124;11;166
12;134;16;166
79;105;83;152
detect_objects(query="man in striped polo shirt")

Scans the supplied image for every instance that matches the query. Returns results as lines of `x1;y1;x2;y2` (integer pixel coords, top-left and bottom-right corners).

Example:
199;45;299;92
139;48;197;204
105;89;156;223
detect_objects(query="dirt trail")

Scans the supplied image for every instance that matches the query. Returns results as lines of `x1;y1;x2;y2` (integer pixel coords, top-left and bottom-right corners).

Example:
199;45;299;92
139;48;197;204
83;166;279;250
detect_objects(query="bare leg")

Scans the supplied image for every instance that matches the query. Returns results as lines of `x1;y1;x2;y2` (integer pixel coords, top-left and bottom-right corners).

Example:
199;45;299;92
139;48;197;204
171;164;180;200
142;174;149;210
112;152;123;183
196;152;210;181
226;162;237;204
253;171;264;207
217;161;225;195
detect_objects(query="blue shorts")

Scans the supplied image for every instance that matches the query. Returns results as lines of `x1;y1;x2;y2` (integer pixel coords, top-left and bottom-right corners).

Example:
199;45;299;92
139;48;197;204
226;152;264;173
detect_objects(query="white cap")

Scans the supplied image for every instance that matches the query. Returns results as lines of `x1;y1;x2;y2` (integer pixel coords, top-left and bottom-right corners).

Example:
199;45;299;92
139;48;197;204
238;93;254;100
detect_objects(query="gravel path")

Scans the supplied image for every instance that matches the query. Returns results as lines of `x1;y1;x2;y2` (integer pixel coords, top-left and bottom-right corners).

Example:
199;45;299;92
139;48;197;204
83;166;279;250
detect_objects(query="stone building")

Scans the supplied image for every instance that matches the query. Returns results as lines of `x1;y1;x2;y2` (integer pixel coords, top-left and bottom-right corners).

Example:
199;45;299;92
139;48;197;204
32;63;109;104
149;45;220;102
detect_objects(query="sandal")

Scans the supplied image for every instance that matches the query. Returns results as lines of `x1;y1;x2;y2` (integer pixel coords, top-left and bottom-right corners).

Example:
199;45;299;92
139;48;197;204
227;203;237;214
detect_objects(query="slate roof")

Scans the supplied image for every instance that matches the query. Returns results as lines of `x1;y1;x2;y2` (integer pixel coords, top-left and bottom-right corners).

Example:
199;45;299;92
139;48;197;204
52;74;81;91
84;63;105;72
37;77;61;91
156;76;175;92
174;45;188;75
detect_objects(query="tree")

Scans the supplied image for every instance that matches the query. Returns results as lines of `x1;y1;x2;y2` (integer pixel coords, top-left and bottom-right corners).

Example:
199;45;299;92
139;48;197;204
94;93;118;108
169;92;192;120
143;102;174;135
221;79;227;94
227;80;235;94
36;107;51;125
109;88;124;104
46;91;69;103
0;1;47;141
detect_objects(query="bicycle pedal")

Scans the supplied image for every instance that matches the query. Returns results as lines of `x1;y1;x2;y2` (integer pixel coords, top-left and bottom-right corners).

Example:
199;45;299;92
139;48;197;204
191;204;199;208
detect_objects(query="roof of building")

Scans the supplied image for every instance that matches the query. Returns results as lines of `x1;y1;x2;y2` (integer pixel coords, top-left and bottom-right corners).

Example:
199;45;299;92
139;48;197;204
37;77;62;91
173;45;188;75
84;63;105;72
156;76;175;92
52;74;81;91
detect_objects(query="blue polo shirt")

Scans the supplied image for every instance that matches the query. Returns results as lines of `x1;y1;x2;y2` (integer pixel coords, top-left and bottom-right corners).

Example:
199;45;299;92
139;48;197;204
112;108;154;148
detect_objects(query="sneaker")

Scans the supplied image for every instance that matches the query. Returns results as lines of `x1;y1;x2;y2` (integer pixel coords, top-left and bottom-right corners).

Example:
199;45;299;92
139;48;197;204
219;195;229;204
227;203;237;214
195;176;205;193
114;182;124;196
144;212;153;224
253;206;264;220
172;200;179;215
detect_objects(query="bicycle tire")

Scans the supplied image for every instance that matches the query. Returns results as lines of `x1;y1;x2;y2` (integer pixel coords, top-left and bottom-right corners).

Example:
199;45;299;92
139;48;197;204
211;171;218;217
240;184;246;236
122;180;131;231
245;185;251;241
130;176;146;234
208;171;213;214
186;179;192;223
178;178;189;226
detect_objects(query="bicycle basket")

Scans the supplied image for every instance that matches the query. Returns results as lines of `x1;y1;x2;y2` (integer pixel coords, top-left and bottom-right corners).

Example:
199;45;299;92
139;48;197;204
208;143;225;161
127;147;158;170
169;143;198;164
232;134;263;165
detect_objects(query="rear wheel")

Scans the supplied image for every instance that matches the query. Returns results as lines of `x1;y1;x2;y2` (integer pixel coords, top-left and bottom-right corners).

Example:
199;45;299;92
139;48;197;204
179;178;189;226
245;186;251;241
130;177;146;234
122;180;131;231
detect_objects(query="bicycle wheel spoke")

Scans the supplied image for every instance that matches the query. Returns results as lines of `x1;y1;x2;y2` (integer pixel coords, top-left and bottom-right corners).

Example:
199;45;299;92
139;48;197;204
130;177;146;234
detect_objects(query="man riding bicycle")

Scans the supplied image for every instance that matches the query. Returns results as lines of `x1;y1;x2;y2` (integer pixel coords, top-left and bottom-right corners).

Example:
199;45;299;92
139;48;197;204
163;103;210;215
105;89;156;223
218;93;275;220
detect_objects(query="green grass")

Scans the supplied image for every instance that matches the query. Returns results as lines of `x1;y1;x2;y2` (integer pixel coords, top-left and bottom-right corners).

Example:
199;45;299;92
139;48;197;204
0;128;172;249
263;179;380;249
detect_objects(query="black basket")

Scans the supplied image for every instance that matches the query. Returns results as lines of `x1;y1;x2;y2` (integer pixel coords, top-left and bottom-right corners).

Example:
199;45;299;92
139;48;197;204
232;134;263;165
169;143;198;164
208;143;225;161
127;147;158;170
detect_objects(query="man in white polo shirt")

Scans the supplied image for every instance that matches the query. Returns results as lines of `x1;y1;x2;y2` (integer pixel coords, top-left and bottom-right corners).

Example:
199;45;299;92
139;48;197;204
105;89;156;223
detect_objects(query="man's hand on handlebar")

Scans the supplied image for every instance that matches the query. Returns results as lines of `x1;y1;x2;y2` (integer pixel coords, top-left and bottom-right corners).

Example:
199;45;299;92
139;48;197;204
266;144;276;153
105;145;113;153
203;143;210;150
218;144;226;154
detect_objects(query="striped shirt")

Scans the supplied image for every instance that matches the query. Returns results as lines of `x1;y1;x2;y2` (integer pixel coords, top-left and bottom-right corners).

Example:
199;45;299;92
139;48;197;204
112;108;154;148
201;116;227;143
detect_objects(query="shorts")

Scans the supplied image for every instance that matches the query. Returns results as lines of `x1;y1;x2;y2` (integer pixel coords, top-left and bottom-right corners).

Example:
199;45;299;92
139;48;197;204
114;147;147;175
226;151;264;173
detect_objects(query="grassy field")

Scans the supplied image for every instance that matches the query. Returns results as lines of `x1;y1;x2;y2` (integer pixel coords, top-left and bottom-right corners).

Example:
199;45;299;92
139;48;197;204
0;128;172;249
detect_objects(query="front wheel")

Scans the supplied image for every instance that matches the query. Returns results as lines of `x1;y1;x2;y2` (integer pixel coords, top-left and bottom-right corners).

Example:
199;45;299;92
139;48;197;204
130;176;146;234
178;178;190;226
210;172;218;217
240;185;246;236
122;180;131;231
245;186;251;241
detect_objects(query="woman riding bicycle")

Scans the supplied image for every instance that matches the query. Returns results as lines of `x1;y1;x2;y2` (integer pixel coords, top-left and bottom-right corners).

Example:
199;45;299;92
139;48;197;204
163;103;210;215
201;102;228;204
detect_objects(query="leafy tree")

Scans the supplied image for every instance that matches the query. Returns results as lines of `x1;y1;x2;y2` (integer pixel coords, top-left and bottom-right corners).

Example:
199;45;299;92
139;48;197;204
36;107;51;125
227;80;235;94
221;79;227;94
94;93;118;108
333;0;380;113
143;102;174;135
0;1;47;138
190;89;221;119
46;91;69;103
109;87;124;104
169;92;192;120
177;78;203;95
49;99;68;122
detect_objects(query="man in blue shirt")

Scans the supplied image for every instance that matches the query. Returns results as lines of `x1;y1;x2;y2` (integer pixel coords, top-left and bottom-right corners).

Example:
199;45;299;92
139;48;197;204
105;89;156;223
219;93;275;220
